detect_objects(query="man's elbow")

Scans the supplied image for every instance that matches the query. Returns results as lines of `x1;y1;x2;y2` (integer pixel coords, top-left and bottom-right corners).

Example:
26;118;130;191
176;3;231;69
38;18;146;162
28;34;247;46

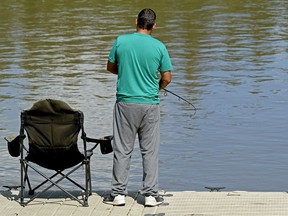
164;76;172;84
107;61;118;74
159;72;172;89
163;72;172;84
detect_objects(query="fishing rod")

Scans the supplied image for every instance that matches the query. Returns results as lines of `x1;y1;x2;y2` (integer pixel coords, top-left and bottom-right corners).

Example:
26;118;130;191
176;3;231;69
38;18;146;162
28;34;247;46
163;88;197;117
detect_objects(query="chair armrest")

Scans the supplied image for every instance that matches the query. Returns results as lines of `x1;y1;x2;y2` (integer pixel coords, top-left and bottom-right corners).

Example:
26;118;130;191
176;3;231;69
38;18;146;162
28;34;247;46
85;135;112;143
85;135;113;154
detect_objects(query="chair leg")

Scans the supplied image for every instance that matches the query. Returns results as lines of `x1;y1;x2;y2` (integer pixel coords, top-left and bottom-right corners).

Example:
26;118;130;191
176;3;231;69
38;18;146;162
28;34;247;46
20;161;34;204
88;162;92;196
83;161;90;206
20;159;25;206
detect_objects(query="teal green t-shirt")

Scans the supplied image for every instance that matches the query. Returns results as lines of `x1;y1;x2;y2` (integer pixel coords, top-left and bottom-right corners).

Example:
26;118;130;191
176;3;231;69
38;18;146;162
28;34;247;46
108;33;173;104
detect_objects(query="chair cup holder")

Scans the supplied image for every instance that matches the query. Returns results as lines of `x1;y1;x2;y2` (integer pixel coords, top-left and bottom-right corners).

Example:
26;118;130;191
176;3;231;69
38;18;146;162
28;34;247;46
99;136;113;154
5;135;20;157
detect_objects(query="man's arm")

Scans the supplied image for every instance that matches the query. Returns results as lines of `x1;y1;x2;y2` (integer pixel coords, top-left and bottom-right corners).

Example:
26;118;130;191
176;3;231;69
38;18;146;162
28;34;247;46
159;71;171;90
107;61;118;75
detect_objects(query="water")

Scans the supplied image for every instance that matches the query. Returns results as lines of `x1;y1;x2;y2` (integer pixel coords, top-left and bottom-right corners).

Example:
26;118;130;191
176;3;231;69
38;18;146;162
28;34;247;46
1;0;288;192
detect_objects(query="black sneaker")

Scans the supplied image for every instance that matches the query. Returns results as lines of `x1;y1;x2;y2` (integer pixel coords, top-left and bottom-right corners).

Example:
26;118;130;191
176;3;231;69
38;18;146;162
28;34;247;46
103;194;125;206
145;195;164;207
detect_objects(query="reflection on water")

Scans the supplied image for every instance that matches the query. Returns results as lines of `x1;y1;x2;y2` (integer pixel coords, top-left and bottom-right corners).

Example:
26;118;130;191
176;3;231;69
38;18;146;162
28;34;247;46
1;0;288;192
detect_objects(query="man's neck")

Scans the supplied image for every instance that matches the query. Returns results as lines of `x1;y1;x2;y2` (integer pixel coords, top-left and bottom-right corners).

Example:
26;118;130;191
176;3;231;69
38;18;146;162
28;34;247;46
137;28;152;35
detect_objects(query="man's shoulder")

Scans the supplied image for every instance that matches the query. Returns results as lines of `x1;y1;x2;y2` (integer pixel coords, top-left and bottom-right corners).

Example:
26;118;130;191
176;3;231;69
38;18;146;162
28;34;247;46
118;33;161;42
116;33;166;49
150;37;165;46
117;33;135;40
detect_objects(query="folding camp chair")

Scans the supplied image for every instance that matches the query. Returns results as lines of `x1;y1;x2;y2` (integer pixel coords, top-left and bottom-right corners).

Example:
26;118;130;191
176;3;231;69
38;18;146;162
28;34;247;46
5;99;112;207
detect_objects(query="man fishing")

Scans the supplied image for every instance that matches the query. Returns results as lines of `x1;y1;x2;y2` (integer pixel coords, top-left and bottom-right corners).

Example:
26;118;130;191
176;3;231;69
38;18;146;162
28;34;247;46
103;8;173;207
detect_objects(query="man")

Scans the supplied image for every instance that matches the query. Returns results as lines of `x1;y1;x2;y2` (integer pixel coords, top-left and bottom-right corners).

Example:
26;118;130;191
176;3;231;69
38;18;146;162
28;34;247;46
103;8;172;207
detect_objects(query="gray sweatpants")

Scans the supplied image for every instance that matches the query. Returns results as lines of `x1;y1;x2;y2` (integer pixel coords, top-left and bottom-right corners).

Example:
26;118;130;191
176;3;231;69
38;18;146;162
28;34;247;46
111;101;160;197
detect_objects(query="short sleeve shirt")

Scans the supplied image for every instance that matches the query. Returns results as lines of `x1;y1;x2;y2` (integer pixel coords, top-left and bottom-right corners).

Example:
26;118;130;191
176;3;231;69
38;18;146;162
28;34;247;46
108;33;173;104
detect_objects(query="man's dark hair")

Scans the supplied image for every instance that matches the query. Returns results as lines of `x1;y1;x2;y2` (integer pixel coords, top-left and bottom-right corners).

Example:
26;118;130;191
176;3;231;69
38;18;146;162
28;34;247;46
137;8;156;30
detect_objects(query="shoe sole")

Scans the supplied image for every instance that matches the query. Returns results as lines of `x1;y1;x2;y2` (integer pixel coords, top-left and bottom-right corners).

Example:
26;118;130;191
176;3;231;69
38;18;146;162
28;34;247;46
114;203;125;206
103;200;125;206
145;201;163;207
145;204;162;207
103;201;125;206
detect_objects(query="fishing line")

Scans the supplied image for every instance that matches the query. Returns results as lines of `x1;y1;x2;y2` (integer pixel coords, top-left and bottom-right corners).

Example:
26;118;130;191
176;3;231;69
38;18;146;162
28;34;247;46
163;88;197;117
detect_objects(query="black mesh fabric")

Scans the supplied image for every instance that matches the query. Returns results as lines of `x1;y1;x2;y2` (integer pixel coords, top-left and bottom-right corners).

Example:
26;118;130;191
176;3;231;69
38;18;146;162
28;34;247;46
23;99;85;170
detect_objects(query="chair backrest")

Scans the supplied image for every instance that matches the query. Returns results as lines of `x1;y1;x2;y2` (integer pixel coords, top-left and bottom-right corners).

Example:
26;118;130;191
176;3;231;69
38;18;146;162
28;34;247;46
21;99;85;170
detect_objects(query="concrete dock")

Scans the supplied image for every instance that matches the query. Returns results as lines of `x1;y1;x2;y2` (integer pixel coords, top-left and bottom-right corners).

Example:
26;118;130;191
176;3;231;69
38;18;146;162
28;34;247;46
1;189;288;215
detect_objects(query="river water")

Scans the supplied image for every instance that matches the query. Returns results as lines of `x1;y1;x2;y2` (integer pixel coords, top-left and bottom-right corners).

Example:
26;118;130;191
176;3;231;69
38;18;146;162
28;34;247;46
0;0;288;192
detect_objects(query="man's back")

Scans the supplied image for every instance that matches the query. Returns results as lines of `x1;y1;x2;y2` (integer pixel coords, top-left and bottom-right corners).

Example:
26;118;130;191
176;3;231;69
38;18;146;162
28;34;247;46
109;32;172;104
